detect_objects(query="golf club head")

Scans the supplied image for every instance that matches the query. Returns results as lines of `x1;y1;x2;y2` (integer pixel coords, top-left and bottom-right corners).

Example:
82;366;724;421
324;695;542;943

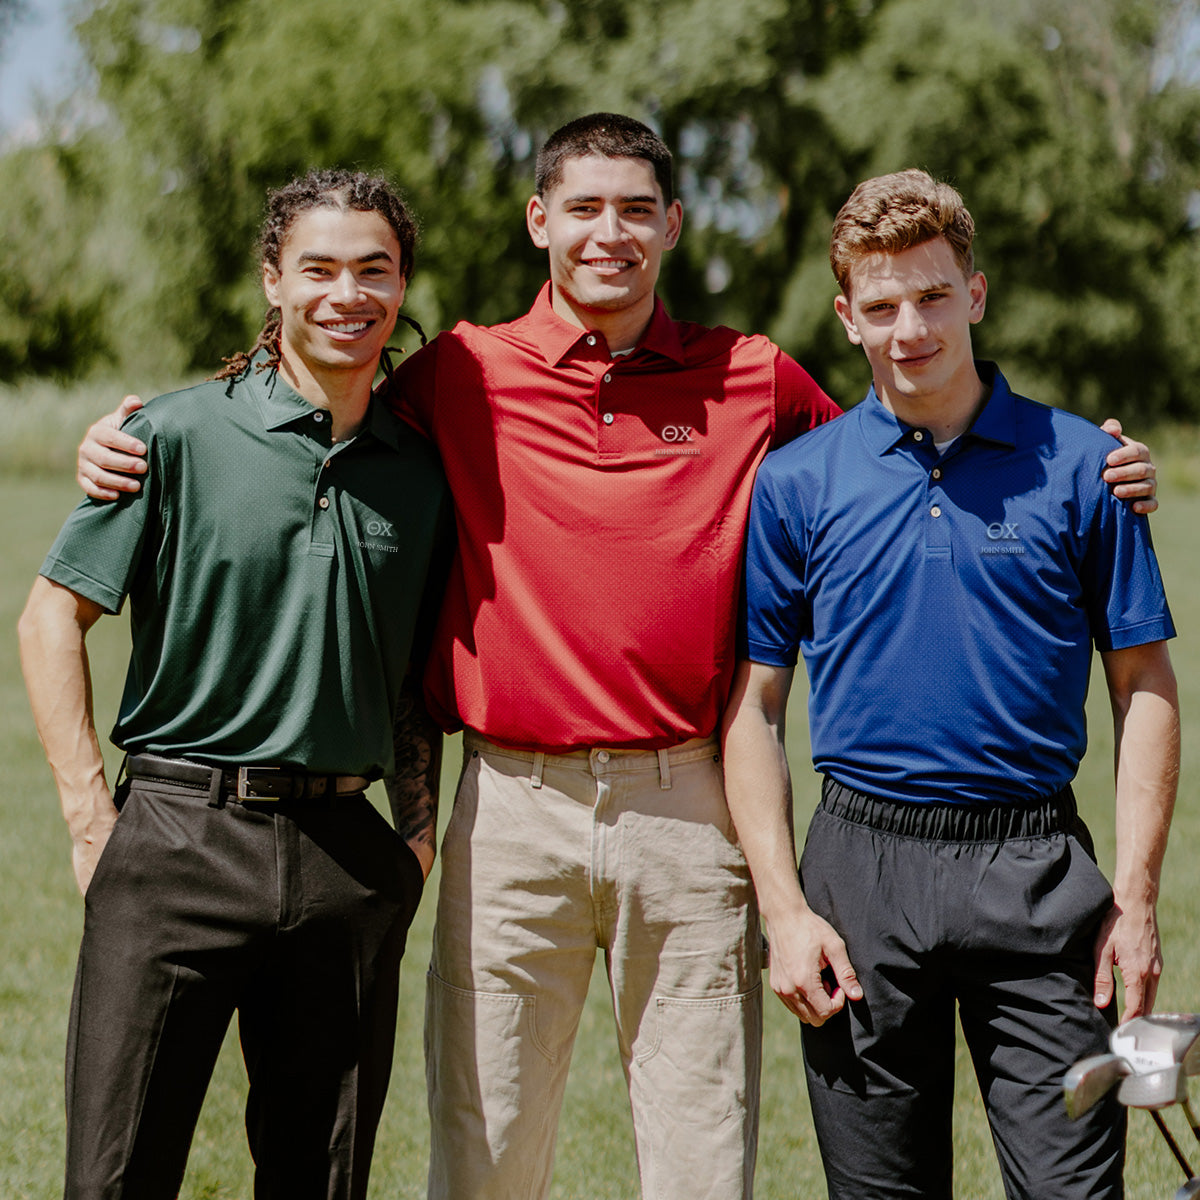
1065;1053;1132;1119
1118;1063;1188;1110
1111;1015;1200;1076
1173;1179;1200;1200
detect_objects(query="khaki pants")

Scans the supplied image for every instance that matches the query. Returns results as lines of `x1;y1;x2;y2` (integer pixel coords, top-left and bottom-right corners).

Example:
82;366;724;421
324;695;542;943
426;732;763;1200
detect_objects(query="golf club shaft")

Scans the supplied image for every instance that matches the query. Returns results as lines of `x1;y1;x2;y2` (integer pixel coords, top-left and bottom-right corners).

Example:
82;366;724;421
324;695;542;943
1182;1099;1200;1146
1150;1109;1195;1180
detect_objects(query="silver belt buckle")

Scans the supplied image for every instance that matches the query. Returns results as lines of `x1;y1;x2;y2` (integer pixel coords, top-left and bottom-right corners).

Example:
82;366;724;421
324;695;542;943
237;766;286;800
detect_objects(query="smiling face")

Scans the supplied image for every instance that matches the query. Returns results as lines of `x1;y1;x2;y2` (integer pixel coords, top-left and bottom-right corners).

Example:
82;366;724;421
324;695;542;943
526;153;683;351
835;236;987;420
262;206;405;391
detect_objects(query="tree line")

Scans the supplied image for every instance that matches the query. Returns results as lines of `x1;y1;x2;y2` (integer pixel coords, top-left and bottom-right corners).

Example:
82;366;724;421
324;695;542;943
2;0;1199;423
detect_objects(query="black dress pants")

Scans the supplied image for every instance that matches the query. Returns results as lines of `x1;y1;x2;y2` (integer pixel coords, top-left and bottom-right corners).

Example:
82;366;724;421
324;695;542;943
799;777;1125;1200
63;776;424;1200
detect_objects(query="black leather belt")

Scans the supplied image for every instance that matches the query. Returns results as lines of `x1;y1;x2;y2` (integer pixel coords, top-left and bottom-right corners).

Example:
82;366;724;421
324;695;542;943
125;753;370;804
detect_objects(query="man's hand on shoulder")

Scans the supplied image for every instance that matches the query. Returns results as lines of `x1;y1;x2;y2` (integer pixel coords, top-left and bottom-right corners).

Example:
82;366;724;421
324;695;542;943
1099;418;1158;515
765;906;863;1026
77;396;149;500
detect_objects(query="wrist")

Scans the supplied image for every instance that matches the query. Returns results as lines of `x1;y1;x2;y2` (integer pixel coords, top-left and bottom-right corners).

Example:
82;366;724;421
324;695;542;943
1111;878;1160;912
61;787;117;843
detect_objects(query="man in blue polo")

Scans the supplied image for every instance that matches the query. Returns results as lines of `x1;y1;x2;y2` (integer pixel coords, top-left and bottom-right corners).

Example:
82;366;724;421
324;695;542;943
722;169;1180;1199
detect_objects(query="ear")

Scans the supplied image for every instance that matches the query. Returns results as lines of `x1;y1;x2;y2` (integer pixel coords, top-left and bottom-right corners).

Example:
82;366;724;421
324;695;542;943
834;293;862;346
526;194;550;249
663;199;683;251
262;260;281;308
968;271;987;324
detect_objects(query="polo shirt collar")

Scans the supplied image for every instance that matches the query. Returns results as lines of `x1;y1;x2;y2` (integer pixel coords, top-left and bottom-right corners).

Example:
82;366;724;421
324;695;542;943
859;360;1017;456
363;395;404;450
964;361;1017;449
526;282;686;366
241;361;323;432
240;359;402;448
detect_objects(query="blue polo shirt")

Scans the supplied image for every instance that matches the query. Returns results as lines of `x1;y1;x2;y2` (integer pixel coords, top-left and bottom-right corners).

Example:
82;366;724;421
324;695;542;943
742;363;1175;804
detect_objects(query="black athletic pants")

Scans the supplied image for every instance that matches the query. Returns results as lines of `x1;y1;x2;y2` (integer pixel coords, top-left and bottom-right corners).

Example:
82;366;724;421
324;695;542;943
799;777;1125;1200
63;775;425;1200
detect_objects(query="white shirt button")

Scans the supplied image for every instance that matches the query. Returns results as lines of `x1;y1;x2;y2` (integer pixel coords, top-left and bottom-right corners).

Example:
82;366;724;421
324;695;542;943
603;412;614;425
913;430;924;442
318;496;330;510
603;373;612;383
586;335;597;346
930;505;942;518
932;467;942;480
313;411;325;423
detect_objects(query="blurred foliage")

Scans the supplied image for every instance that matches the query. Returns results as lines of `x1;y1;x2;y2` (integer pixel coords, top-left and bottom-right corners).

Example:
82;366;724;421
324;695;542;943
1;0;1199;422
0;0;23;43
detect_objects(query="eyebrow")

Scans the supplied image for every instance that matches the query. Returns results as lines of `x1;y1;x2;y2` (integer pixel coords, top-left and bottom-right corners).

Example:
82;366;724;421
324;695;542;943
295;249;396;265
561;193;660;206
862;278;957;301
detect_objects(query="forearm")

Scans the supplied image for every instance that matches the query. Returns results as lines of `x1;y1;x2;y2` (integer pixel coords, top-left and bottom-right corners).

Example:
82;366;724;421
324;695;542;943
18;578;112;834
1095;642;1180;1014
721;696;808;925
1110;665;1180;914
721;659;862;1021
384;671;443;878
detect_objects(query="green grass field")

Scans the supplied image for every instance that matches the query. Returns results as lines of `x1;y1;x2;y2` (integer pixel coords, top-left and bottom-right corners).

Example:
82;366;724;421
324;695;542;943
1;440;1197;1198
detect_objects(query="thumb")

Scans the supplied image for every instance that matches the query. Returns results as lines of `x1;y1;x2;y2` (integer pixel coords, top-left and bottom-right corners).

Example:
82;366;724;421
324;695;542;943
826;943;863;1002
1093;941;1116;1009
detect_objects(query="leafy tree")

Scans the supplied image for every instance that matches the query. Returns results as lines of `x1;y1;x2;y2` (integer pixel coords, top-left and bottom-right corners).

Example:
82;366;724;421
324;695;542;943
788;0;1200;419
2;0;1199;427
0;136;119;378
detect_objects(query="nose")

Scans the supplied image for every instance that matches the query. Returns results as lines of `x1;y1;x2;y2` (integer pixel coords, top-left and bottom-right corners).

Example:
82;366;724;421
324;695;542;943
594;204;622;243
330;268;363;305
894;301;928;343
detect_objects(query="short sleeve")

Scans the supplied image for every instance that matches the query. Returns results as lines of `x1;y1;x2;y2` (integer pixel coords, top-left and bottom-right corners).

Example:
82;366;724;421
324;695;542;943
39;410;159;614
1080;484;1175;652
740;457;810;666
772;349;841;448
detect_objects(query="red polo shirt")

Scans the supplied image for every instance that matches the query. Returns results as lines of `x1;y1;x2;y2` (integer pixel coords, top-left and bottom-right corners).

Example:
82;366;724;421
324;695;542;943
388;284;840;750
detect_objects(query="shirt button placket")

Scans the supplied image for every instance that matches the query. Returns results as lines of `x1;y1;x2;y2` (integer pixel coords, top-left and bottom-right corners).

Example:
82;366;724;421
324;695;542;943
925;453;951;553
598;362;616;447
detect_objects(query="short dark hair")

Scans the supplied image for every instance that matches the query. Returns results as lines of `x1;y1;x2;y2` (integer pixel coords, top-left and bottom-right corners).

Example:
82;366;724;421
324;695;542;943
535;113;674;204
830;169;975;296
216;168;418;380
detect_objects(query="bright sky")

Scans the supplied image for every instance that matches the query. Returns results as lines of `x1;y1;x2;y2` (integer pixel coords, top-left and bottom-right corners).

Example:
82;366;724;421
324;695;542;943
0;0;85;138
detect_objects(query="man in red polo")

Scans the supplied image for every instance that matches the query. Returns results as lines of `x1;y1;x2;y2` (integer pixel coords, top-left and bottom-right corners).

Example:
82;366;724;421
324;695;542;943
76;114;1158;1200
397;116;839;1199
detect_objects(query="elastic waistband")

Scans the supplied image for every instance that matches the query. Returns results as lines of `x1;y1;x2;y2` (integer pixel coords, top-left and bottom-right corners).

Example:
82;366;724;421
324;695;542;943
463;730;719;791
819;776;1079;842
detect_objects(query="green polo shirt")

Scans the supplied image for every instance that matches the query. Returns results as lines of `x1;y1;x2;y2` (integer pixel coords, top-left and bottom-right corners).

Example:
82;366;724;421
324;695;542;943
41;365;452;776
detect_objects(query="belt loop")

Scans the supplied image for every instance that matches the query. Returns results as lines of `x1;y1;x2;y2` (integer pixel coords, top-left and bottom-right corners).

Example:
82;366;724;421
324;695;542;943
657;748;672;790
531;751;545;790
207;764;226;809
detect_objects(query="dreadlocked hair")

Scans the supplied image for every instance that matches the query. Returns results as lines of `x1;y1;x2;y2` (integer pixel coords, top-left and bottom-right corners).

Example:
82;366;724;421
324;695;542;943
213;168;419;382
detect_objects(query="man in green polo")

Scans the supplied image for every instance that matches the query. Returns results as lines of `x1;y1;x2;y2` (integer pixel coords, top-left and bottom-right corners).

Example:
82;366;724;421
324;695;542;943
17;169;452;1200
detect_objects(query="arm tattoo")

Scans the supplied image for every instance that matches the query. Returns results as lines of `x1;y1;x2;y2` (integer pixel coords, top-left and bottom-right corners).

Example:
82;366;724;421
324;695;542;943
384;674;443;859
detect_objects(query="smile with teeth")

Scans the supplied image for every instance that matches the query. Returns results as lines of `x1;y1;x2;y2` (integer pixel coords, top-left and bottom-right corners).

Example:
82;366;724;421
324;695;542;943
321;320;372;334
586;258;634;272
